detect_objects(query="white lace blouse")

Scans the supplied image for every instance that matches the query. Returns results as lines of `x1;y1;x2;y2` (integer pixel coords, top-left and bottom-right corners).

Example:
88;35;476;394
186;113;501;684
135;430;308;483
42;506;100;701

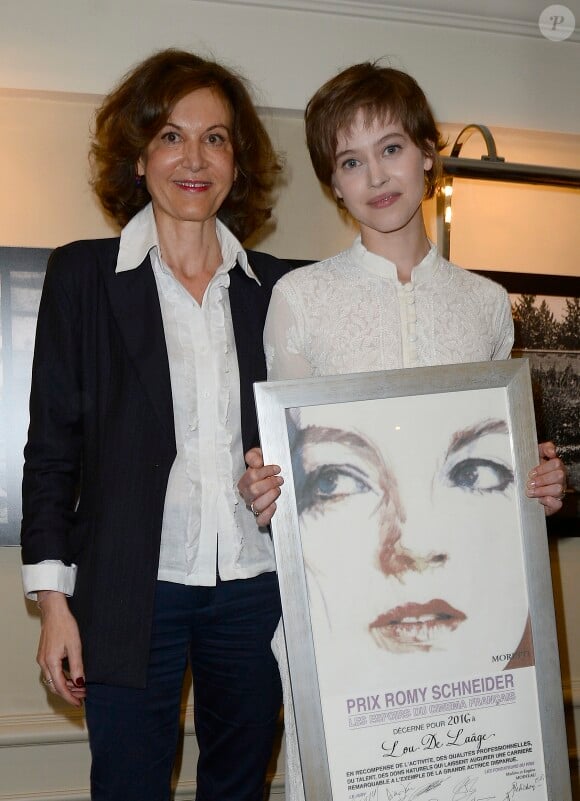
265;238;514;801
264;239;513;380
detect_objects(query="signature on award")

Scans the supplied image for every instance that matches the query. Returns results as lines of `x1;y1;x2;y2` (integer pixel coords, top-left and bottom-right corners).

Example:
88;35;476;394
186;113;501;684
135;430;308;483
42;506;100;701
349;775;496;801
451;776;495;801
384;777;449;800
502;775;545;801
349;772;546;801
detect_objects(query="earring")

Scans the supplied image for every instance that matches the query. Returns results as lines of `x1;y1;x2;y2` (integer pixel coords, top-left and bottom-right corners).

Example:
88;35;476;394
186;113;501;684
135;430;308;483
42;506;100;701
135;174;144;186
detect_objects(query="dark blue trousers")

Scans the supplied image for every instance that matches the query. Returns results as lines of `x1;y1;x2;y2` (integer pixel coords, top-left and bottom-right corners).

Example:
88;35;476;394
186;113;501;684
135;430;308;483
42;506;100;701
85;574;282;801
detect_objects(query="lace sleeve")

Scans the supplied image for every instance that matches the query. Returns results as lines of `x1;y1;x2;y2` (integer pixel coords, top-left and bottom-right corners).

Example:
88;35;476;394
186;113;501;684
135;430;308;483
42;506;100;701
492;288;515;360
264;283;313;380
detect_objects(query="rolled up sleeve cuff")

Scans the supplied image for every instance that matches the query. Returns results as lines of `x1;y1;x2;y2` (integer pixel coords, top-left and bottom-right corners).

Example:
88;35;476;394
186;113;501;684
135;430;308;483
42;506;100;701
22;561;77;599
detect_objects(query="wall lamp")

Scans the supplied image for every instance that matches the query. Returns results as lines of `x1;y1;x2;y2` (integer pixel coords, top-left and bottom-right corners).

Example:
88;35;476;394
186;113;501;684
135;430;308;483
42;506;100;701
436;124;580;259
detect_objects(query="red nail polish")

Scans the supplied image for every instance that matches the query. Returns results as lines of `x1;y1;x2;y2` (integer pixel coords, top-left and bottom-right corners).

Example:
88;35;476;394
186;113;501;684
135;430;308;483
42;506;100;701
75;677;86;688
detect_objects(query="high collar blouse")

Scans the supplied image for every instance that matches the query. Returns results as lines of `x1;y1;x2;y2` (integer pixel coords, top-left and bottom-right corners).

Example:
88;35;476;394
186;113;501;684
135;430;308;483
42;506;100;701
264;237;513;381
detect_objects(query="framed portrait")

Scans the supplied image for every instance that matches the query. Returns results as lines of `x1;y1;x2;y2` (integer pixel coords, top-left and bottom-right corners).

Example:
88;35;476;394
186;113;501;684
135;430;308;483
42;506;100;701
255;359;571;801
0;246;51;546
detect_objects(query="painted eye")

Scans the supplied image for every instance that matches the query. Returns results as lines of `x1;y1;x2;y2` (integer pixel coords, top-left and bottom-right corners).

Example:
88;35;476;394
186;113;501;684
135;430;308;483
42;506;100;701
299;465;372;511
448;458;514;493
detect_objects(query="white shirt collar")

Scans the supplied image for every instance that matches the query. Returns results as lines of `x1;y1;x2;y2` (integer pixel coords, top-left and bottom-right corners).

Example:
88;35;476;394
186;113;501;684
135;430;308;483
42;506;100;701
351;236;438;284
115;202;257;282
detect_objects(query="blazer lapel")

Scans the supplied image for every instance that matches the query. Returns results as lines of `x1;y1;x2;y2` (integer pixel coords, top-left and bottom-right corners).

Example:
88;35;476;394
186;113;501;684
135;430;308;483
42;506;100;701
103;251;267;452
103;252;175;444
229;262;269;452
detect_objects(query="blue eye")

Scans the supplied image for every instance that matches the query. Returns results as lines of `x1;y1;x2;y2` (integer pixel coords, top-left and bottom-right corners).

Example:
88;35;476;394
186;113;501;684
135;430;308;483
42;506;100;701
299;465;372;512
316;467;369;497
384;144;400;155
448;458;513;493
342;158;359;170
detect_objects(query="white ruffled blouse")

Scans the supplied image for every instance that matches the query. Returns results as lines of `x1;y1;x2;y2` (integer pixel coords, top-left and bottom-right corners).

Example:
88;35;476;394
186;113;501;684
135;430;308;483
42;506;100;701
264;239;513;381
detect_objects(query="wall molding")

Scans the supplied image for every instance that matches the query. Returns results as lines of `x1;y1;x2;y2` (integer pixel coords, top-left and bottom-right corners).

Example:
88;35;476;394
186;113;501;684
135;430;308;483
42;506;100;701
0;783;285;801
0;779;285;801
3;684;580;747
206;0;580;42
0;87;102;105
0;710;86;747
0;783;199;801
2;686;580;730
0;705;284;801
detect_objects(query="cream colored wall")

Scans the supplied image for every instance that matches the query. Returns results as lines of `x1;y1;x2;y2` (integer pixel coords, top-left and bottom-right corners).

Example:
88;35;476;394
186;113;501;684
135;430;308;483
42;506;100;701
2;1;580;134
0;92;115;246
1;2;579;799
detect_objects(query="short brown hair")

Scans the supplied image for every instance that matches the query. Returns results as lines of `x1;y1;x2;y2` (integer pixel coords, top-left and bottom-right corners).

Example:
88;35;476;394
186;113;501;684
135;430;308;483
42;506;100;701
91;49;282;240
305;62;444;199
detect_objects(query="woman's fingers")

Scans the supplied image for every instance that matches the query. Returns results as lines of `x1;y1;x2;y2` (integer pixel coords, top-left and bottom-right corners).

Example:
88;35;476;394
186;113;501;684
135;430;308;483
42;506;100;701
238;456;283;511
37;592;86;707
526;442;567;518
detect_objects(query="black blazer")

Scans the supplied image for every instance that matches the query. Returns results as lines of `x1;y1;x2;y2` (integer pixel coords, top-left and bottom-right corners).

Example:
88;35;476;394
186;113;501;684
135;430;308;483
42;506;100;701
21;237;291;687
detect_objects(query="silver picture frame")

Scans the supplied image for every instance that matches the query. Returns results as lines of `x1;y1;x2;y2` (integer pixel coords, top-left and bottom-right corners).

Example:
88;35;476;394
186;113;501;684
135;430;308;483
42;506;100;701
255;359;571;801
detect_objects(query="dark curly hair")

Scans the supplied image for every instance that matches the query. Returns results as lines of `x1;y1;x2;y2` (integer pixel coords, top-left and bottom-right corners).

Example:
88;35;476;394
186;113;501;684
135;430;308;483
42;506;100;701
305;61;444;200
91;49;282;241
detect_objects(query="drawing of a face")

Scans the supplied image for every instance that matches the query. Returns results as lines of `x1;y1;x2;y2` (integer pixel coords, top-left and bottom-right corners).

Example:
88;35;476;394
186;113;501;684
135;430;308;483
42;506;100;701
289;389;530;688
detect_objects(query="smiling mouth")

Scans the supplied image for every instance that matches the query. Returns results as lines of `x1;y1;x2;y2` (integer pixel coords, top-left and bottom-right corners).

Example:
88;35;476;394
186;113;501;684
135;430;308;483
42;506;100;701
368;192;400;208
369;599;466;652
174;180;211;191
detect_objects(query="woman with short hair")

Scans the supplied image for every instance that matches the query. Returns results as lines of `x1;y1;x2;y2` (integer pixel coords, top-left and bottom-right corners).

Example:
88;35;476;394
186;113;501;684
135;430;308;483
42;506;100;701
240;60;567;801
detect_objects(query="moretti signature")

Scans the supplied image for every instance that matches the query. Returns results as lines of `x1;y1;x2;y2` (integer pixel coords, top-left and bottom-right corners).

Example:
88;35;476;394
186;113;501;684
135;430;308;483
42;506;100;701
382;727;496;757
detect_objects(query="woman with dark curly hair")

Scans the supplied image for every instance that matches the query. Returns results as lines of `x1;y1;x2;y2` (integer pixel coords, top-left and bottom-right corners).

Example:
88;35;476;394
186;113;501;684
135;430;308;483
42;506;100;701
21;49;288;801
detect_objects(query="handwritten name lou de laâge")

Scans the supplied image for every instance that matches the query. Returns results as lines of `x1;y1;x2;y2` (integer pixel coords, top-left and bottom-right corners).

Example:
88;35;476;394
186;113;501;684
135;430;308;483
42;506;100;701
382;726;496;757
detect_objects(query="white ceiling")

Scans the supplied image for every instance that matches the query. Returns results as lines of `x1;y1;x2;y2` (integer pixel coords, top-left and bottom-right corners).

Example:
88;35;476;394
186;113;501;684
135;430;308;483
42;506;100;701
206;0;579;39
1;0;578;132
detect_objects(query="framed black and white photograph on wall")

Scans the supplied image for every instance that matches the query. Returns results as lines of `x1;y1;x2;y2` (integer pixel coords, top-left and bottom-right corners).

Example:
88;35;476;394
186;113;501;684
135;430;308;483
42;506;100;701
255;360;572;801
474;270;580;536
0;247;50;546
